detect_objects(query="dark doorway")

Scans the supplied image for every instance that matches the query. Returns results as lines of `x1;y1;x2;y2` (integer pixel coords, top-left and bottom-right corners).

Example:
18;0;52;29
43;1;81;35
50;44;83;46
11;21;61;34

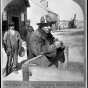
2;21;8;37
12;16;19;31
2;21;8;31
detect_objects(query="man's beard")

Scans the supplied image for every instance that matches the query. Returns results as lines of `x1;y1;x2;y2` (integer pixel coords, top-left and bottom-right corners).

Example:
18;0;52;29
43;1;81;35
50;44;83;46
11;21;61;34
10;29;15;35
46;32;55;44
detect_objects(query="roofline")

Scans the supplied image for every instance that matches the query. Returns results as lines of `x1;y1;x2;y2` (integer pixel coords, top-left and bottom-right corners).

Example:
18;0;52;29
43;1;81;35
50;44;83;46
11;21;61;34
48;11;58;16
30;0;58;16
25;0;30;7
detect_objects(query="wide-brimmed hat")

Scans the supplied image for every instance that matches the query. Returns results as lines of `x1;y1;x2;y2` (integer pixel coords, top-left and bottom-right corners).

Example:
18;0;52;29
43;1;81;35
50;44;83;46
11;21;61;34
26;19;31;22
36;15;56;26
8;21;15;26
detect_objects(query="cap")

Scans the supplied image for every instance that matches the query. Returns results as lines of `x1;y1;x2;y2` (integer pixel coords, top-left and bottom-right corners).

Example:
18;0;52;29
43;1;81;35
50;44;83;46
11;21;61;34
8;21;15;26
26;19;31;22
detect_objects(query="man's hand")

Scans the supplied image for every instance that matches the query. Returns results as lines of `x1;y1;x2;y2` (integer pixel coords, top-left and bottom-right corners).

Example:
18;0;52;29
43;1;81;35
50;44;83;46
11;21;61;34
6;47;12;55
55;41;61;48
54;38;59;41
55;40;65;49
60;41;65;48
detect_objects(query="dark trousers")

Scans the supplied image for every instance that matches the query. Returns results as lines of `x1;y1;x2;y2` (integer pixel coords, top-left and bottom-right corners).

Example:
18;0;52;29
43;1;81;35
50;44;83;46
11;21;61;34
5;46;18;75
6;54;13;75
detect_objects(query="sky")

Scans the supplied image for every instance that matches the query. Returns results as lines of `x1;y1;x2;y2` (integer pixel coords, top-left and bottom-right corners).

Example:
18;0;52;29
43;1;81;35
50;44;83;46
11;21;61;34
45;0;84;21
28;0;84;21
27;0;84;29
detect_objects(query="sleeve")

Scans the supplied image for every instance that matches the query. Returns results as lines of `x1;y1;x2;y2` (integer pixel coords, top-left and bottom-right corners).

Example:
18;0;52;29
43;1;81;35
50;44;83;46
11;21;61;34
31;26;34;32
24;27;28;38
3;31;8;52
30;34;56;56
3;31;8;44
16;32;22;50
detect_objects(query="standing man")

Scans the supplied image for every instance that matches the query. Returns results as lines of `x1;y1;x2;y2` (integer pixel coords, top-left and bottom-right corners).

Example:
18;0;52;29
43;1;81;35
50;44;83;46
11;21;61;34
29;15;65;67
23;19;34;60
3;21;22;76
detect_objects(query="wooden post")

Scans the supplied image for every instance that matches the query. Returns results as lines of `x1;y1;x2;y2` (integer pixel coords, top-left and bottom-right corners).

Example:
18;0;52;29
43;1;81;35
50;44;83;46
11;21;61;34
22;65;29;81
65;46;69;67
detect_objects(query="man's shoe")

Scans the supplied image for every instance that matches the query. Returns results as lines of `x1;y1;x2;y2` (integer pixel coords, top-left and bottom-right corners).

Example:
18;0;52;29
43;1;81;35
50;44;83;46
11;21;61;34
13;70;19;74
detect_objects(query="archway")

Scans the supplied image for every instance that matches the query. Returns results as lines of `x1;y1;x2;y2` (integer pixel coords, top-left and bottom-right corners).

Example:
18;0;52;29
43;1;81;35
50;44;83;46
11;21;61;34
1;0;13;13
73;0;85;17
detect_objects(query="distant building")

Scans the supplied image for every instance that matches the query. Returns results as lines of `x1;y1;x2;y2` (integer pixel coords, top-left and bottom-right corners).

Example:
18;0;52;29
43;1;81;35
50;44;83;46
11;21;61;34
40;0;48;7
60;21;68;29
2;0;30;39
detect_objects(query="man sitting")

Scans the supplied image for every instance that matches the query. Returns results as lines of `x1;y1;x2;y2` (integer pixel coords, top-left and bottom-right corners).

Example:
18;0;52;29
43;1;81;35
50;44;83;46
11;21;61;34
29;15;65;67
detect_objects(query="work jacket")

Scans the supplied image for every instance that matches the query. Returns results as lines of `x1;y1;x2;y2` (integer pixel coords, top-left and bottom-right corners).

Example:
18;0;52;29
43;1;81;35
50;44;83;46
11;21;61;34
3;29;22;54
29;28;57;58
23;26;34;48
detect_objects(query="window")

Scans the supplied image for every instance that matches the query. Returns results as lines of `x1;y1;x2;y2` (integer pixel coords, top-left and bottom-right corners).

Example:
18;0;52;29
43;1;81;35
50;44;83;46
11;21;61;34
21;13;25;21
2;11;7;21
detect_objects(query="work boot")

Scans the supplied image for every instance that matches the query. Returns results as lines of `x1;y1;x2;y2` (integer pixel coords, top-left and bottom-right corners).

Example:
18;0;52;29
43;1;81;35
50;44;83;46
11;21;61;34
13;70;19;74
13;68;19;74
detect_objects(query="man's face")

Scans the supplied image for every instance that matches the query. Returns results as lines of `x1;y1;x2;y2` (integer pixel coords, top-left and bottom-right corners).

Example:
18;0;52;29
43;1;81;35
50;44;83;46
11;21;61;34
42;25;52;33
9;25;15;35
9;25;15;30
26;21;30;26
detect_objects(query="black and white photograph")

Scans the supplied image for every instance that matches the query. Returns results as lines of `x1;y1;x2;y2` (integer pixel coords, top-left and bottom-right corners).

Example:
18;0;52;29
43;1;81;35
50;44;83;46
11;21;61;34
1;0;87;88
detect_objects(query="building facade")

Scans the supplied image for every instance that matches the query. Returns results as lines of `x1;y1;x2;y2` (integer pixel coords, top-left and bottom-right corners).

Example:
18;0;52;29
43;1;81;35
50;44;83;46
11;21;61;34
40;0;59;31
2;0;30;39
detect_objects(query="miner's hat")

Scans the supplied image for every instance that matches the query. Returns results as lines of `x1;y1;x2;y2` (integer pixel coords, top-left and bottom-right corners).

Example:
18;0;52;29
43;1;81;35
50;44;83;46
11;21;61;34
36;15;56;26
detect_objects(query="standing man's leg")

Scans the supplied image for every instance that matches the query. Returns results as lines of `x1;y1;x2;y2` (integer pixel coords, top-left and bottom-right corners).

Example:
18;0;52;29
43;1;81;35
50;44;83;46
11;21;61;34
13;48;18;74
5;54;12;75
